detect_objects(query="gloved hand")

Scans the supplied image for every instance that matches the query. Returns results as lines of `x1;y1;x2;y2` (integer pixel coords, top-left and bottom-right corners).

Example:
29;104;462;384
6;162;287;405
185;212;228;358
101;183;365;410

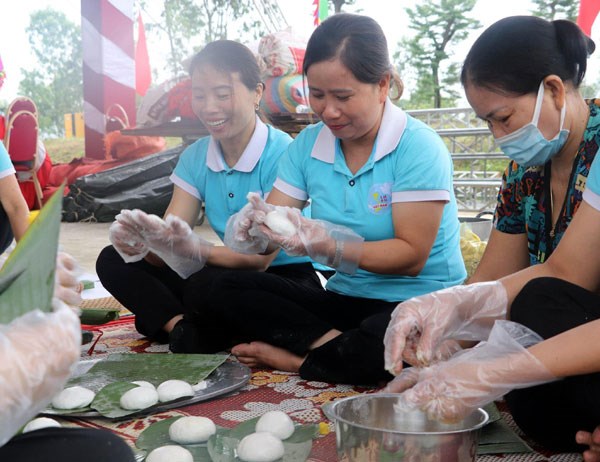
224;192;273;255
110;211;149;263
384;281;508;375
53;252;83;309
385;320;555;423
234;194;364;274
124;210;213;279
0;304;81;446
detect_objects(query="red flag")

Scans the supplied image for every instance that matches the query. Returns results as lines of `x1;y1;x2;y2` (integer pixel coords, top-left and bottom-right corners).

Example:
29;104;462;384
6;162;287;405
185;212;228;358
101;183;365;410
135;13;151;96
577;0;600;36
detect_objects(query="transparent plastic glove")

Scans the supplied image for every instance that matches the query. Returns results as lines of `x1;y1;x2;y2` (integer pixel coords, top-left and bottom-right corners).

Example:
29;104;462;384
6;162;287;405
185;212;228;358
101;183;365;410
53;252;83;309
0;305;81;447
110;212;149;263
384;281;508;375
131;211;213;279
385;321;556;423
223;192;273;255
253;199;365;275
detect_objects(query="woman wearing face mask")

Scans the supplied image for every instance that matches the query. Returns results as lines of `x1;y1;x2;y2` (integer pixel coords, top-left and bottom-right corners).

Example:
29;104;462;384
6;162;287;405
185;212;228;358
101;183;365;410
96;40;323;350
467;16;597;284
383;16;600;456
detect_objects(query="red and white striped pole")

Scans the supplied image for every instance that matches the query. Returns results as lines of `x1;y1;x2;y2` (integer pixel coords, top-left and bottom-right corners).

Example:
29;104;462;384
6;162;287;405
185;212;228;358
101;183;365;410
81;0;136;159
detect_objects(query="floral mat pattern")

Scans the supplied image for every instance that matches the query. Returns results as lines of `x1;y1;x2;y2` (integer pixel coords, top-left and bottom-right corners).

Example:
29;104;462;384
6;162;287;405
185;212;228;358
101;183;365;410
54;316;581;461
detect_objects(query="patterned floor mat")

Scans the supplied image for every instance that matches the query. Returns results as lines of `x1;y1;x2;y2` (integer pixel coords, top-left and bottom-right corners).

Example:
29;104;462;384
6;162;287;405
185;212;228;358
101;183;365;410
55;316;582;461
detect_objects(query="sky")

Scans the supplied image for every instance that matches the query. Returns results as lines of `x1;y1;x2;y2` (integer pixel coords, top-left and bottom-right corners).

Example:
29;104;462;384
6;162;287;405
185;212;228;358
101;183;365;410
0;0;599;103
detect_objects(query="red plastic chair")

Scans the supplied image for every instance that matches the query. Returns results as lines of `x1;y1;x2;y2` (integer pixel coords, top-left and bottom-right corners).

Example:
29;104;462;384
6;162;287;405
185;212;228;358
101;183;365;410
5;96;38;129
4;110;43;209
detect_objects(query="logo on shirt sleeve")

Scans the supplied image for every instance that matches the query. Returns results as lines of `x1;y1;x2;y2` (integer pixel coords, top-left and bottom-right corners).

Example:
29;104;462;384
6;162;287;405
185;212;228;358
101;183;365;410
368;182;392;215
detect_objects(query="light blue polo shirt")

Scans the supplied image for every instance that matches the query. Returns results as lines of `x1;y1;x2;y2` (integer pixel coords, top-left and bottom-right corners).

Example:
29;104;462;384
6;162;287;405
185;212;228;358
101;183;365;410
583;155;600;212
0;142;15;179
170;117;310;267
273;101;466;301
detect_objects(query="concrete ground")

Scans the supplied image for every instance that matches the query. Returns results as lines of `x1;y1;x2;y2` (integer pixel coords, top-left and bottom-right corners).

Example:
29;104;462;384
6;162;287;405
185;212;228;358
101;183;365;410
59;221;222;274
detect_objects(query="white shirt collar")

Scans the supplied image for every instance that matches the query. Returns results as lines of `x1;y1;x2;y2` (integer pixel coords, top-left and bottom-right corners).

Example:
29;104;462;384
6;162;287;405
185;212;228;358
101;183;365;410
310;99;408;163
206;116;268;172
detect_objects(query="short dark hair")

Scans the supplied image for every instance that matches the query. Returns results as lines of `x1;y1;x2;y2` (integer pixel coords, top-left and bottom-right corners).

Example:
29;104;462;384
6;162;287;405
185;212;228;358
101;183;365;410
189;40;262;91
461;16;596;95
304;13;403;97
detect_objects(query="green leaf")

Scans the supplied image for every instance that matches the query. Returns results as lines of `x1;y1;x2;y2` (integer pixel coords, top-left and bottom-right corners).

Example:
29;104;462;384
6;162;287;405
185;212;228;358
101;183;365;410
137;417;227;451
137;417;225;462
0;184;64;324
206;418;316;462
137;417;184;451
68;353;229;388
285;425;319;444
207;434;239;462
482;402;501;424
227;417;260;440
79;308;120;325
90;381;139;418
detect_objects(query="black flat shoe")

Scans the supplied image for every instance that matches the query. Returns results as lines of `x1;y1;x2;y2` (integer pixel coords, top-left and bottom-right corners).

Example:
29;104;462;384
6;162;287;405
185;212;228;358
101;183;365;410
169;319;202;353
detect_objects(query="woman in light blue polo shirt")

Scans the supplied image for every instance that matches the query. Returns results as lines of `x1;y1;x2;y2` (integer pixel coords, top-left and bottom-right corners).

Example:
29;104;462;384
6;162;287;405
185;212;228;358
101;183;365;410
96;40;322;349
218;14;466;385
0;142;29;254
384;148;600;455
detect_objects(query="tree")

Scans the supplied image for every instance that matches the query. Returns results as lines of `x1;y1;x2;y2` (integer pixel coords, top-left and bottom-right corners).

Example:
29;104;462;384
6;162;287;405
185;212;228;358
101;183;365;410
530;0;578;20
143;0;285;78
19;8;82;137
395;0;480;109
330;0;357;13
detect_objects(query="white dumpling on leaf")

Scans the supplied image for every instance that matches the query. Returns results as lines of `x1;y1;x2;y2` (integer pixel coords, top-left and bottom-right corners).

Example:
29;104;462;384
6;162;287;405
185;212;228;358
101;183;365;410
236;432;285;462
169;416;216;444
52;386;95;410
120;386;159;410
255;410;295;440
145;445;193;462
23;417;61;433
156;380;194;402
131;380;155;390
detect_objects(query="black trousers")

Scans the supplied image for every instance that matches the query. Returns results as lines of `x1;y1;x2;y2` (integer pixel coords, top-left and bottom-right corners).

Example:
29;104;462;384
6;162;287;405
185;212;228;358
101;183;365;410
96;245;189;342
0;204;14;255
0;428;135;461
200;270;397;385
96;245;322;348
506;277;600;452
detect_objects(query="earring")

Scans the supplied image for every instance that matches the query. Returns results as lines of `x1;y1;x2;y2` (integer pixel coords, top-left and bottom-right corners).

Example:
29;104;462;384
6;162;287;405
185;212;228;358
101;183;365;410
255;103;260;111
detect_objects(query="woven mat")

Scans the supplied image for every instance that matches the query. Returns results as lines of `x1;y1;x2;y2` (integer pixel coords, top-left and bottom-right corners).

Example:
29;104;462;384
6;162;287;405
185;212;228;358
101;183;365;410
56;319;581;461
80;296;131;316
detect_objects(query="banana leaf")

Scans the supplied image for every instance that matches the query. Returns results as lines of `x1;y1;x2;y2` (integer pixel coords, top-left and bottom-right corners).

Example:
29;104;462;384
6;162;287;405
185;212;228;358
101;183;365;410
79;308;120;325
90;381;140;418
139;415;317;462
0;184;64;324
67;353;229;388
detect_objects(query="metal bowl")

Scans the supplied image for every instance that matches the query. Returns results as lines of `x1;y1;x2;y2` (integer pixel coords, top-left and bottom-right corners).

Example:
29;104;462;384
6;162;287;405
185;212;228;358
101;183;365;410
324;394;489;462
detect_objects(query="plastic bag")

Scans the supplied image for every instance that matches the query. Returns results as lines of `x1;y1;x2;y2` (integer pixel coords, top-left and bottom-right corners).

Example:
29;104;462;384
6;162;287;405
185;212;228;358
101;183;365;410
258;28;307;77
460;222;488;278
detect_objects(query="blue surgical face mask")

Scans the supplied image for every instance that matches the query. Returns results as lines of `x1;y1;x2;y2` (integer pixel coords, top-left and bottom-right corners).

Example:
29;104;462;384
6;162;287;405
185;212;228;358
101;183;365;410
495;81;569;167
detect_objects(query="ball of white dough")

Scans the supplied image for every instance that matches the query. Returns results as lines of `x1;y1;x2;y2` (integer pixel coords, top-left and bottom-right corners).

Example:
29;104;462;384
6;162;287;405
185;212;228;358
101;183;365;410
131;380;155;390
264;210;297;238
120;386;159;410
23;417;61;433
168;416;216;444
237;432;285;462
255;410;295;440
157;380;194;402
52;386;95;410
145;445;193;462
